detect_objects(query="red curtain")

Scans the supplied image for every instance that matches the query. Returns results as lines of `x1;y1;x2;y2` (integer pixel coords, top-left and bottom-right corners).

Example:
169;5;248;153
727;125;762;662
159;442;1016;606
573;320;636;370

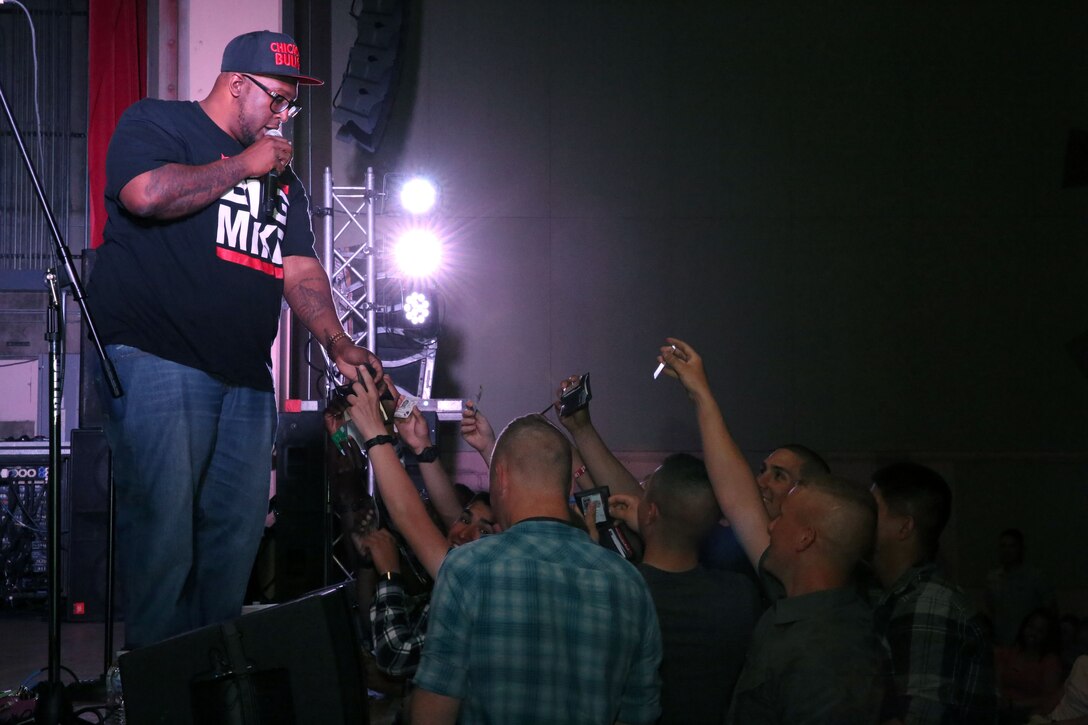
87;0;146;249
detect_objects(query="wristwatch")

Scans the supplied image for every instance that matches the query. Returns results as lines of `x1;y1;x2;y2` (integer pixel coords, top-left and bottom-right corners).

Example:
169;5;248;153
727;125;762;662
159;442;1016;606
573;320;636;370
416;445;439;463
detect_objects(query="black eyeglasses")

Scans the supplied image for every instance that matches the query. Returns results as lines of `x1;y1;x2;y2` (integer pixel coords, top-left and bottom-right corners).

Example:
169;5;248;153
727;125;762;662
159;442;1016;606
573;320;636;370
242;74;302;118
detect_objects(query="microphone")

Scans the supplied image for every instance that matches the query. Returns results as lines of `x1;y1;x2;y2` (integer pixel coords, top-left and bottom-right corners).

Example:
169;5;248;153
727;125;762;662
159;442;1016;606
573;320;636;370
263;128;283;220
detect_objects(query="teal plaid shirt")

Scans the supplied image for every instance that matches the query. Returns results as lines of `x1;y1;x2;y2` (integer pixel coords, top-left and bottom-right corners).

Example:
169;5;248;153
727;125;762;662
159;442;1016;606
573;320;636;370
413;518;662;724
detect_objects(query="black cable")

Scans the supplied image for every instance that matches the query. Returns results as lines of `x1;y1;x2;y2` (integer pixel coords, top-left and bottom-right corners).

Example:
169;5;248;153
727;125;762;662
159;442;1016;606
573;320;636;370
11;485;45;533
19;664;78;690
0;360;38;369
72;704;109;723
303;331;332;397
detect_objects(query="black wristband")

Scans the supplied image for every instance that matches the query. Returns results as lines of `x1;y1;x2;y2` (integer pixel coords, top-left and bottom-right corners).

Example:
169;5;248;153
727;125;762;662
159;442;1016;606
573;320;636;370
416;445;439;463
363;434;396;452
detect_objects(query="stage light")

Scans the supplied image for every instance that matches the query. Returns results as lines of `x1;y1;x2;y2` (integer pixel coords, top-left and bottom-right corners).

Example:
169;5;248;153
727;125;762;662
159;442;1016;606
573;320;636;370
393;229;441;278
399;177;438;215
380;174;441;215
403;291;431;326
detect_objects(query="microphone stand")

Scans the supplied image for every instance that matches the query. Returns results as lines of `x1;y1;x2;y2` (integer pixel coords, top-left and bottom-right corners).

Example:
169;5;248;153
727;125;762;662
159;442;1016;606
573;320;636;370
0;74;122;724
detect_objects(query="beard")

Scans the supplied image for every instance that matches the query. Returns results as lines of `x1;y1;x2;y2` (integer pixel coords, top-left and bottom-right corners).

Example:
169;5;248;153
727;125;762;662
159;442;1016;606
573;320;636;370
236;100;264;147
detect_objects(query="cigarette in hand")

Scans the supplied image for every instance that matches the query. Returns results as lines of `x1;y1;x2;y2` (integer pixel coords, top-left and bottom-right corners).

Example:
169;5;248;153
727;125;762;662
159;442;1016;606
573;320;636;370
653;345;678;380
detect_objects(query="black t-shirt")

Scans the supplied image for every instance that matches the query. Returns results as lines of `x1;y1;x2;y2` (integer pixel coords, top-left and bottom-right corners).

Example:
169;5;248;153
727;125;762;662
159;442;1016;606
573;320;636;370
87;99;316;391
638;563;762;725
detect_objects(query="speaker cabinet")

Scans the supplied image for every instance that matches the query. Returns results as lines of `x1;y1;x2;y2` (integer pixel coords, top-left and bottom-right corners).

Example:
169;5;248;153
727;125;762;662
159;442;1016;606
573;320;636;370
270;412;328;601
65;428;118;621
119;582;367;725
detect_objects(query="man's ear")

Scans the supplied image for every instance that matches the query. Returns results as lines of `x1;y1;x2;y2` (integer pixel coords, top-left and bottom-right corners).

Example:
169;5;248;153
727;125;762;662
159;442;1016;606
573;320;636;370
897;515;916;541
642;500;659;528
492;460;510;499
796;525;816;553
227;72;246;98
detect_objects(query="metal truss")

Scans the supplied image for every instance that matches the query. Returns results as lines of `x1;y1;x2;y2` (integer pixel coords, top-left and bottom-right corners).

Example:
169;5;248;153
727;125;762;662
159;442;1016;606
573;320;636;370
320;166;377;399
318;167;439;586
320;167;376;586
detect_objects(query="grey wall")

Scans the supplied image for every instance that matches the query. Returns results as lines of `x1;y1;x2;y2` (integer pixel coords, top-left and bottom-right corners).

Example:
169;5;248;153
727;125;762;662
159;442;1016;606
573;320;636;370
323;2;1088;597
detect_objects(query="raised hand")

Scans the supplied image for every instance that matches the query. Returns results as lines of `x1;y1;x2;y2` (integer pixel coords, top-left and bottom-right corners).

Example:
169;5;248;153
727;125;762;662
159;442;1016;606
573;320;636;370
394;394;433;455
658;337;769;570
240;131;295;177
657;337;711;400
461;400;496;461
345;368;390;440
353;528;400;575
554;374;591;432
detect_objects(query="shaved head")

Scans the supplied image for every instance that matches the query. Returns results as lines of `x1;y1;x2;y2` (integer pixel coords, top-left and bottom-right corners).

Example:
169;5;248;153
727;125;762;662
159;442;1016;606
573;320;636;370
490;414;572;496
870;462;950;560
798;475;877;574
779;444;831;479
644;453;721;548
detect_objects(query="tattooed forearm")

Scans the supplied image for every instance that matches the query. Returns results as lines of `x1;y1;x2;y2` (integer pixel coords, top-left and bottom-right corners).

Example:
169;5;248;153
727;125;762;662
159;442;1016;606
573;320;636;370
126;159;248;220
282;257;344;341
284;277;330;325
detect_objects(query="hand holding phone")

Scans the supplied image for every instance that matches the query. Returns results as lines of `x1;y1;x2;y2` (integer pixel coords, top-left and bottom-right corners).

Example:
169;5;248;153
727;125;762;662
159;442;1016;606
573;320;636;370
559;373;593;417
574;486;610;526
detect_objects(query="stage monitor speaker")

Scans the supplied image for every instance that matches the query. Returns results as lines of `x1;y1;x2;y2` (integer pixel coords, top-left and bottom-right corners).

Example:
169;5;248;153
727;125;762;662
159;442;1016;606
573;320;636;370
271;412;328;601
65;428;118;621
119;582;367;725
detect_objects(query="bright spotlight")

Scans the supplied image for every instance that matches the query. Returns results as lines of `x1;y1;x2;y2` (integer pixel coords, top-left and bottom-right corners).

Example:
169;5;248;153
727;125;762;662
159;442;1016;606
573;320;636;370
393;229;442;278
399;177;437;215
404;291;431;326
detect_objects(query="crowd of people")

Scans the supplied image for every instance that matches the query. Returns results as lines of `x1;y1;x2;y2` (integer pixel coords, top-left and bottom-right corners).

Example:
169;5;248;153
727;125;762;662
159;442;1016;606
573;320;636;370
323;338;1088;725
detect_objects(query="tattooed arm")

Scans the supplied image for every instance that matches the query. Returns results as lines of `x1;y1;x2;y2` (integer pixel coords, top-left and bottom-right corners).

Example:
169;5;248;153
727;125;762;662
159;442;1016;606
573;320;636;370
118;134;290;220
282;255;384;380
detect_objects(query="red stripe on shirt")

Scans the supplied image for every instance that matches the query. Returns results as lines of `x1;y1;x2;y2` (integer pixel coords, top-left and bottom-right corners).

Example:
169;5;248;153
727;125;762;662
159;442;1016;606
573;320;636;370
216;247;284;278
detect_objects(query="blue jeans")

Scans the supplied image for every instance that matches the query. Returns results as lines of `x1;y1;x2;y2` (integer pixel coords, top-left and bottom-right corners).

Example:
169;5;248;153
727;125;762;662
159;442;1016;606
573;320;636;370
95;345;275;649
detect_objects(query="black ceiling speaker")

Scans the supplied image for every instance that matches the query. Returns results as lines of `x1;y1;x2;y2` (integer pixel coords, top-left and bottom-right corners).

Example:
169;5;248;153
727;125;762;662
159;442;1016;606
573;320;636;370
333;0;407;153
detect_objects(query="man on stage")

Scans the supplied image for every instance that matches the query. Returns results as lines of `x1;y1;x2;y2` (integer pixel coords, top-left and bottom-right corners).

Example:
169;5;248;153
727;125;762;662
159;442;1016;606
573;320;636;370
87;30;381;650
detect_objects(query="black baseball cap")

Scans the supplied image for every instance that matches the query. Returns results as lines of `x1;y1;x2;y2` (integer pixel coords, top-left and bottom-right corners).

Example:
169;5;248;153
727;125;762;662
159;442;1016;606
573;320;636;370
221;30;323;86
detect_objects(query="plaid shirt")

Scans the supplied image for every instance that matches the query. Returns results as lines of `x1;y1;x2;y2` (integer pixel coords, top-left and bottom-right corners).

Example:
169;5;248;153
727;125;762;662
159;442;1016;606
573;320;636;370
368;576;431;678
413;518;662;724
875;564;998;724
